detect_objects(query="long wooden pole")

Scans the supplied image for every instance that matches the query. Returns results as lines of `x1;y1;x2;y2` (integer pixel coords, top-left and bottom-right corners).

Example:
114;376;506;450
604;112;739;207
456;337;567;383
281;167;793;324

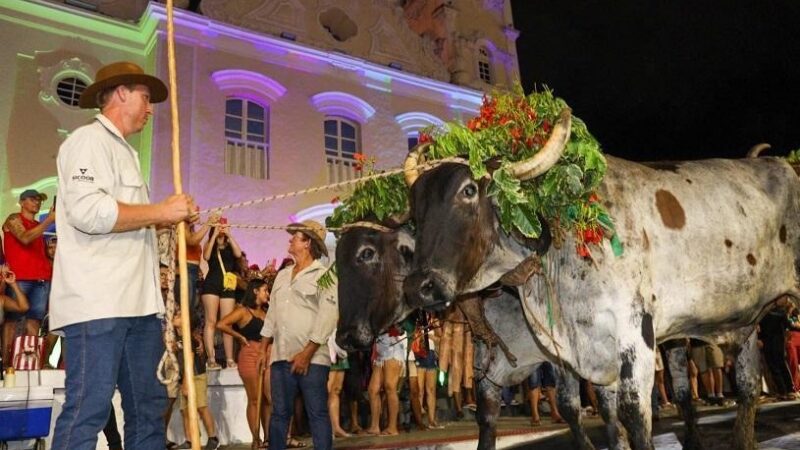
165;2;201;449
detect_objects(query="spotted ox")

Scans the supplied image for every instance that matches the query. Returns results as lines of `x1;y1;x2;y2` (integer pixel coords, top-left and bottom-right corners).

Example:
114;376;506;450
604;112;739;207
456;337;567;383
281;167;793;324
402;112;800;450
334;223;620;450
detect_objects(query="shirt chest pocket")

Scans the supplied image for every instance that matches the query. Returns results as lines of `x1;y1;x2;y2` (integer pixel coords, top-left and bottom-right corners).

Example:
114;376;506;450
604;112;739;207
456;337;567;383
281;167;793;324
293;279;319;305
118;167;145;202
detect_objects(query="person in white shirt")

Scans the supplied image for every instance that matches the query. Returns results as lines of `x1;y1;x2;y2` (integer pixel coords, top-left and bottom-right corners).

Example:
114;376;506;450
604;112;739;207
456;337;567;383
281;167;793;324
260;220;337;450
50;61;197;450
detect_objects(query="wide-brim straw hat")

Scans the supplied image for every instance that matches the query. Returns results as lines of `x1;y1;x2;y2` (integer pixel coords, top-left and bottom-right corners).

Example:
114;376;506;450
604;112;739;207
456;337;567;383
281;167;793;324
79;61;168;109
287;220;329;257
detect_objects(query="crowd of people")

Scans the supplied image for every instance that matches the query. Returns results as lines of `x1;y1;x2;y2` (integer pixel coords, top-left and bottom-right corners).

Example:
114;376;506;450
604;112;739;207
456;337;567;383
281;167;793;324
2;61;800;450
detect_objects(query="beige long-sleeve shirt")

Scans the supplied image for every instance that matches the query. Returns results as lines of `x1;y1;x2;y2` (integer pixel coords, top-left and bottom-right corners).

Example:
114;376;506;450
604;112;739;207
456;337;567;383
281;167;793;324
261;259;338;366
50;115;164;331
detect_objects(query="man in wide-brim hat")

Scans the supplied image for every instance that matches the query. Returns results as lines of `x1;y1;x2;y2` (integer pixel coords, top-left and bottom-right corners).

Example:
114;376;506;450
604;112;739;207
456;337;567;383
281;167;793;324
260;219;337;449
50;61;198;450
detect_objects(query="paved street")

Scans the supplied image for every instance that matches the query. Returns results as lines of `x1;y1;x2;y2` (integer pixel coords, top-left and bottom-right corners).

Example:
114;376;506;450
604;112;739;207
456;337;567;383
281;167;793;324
222;399;800;449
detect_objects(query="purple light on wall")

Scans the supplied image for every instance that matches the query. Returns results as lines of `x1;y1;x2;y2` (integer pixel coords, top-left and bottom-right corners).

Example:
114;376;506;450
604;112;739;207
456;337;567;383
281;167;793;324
310;91;376;123
211;69;287;101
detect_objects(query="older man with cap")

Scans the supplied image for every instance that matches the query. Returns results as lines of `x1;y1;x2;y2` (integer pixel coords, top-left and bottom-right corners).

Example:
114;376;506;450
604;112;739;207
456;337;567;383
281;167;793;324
260;220;338;450
50;61;197;450
1;188;54;361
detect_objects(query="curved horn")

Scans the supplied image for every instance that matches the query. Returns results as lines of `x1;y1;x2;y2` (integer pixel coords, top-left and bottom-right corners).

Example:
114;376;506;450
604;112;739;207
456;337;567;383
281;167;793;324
404;142;431;187
747;143;771;158
508;108;572;180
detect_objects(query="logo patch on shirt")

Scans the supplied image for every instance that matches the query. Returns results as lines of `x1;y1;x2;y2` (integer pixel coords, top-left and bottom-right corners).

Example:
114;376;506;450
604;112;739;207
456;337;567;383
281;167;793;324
72;167;95;183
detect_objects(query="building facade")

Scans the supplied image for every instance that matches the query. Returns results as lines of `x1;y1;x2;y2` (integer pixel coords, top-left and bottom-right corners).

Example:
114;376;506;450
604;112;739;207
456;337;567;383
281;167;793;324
0;0;521;262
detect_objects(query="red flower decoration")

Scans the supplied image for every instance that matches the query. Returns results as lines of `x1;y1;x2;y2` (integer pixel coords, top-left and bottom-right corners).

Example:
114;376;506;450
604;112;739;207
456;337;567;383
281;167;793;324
577;243;591;258
419;132;431;144
330;196;340;204
353;153;366;162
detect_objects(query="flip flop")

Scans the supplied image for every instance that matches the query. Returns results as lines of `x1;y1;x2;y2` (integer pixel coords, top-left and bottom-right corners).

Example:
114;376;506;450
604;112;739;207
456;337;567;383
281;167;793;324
287;438;307;448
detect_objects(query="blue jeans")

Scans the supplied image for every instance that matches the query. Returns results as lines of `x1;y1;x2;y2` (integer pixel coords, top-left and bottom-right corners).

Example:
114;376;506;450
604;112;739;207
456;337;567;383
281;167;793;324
51;315;166;450
269;361;331;450
174;263;200;312
7;279;50;321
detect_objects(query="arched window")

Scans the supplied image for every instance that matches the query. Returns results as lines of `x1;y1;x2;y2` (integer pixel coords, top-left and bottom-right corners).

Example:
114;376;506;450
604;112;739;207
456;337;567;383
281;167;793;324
225;98;269;179
478;47;493;84
394;112;445;150
324;117;361;182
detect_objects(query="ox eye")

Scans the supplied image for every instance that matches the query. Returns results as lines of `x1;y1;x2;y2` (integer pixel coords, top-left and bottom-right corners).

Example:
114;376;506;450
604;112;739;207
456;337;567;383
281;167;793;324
357;247;376;263
463;184;477;198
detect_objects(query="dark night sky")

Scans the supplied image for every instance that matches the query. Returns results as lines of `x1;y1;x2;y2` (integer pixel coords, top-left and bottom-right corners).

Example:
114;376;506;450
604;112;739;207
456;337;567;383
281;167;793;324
509;1;800;161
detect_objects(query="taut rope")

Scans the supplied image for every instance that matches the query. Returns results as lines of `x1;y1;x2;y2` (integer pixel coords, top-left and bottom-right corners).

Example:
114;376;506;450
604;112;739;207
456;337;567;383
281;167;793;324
199;156;468;215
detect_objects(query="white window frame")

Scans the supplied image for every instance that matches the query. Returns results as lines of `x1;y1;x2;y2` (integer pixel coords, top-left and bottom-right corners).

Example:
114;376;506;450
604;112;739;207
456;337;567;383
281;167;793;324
224;97;270;180
324;117;361;183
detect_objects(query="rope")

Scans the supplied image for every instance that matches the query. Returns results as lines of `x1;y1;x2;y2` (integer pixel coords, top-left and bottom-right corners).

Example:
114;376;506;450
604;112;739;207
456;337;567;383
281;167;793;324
198;156;468;214
157;229;180;386
203;220;394;234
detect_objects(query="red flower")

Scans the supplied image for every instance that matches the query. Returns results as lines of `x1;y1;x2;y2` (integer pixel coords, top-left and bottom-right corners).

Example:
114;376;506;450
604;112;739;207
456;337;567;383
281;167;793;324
419;132;431;144
541;120;552;133
354;164;363;172
588;193;600;203
576;243;591;258
330;196;340;204
353;153;366;162
510;127;522;140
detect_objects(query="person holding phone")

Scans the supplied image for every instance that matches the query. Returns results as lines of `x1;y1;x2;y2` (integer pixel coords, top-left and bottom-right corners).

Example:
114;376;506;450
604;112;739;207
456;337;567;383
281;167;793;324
201;218;242;369
1;189;54;362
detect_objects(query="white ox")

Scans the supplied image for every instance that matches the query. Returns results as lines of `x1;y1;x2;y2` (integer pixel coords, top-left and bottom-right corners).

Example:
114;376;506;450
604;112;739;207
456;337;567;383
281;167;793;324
402;112;800;450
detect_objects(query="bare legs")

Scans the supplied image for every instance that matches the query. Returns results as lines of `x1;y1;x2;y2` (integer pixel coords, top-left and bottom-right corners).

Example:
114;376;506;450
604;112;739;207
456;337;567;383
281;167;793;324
202;294;220;366
366;360;403;435
201;294;236;367
417;368;439;427
327;370;350;437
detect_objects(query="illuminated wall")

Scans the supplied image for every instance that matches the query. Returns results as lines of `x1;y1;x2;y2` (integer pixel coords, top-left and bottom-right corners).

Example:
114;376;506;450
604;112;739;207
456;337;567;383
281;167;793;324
0;0;521;264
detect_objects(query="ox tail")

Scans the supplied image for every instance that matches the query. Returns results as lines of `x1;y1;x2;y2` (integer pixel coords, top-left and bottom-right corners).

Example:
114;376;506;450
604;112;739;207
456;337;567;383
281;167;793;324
746;143;771;158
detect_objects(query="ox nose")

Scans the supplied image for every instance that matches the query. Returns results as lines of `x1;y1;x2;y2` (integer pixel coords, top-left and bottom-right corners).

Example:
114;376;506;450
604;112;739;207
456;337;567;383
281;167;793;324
336;326;372;351
404;270;453;310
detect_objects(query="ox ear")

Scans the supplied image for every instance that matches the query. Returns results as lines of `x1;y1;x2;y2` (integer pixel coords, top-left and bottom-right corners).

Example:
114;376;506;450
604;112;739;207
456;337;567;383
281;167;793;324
384;210;411;228
485;157;503;175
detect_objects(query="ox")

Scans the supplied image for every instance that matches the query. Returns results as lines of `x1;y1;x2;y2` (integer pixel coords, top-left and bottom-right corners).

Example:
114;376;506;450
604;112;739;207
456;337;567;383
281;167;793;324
402;111;800;450
334;223;627;450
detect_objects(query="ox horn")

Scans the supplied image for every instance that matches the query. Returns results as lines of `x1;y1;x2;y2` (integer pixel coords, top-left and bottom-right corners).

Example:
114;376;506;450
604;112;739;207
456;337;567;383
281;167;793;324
508;108;572;181
404;142;431;187
747;143;771;158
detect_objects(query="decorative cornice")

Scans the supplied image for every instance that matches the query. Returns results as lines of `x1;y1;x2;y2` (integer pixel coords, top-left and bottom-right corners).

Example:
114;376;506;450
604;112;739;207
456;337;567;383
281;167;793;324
211;69;288;102
310;91;376;123
394;111;445;133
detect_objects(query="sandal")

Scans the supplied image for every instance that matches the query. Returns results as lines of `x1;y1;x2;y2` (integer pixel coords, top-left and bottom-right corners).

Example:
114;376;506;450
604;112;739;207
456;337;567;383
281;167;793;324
207;361;222;371
287;438;307;448
226;359;238;369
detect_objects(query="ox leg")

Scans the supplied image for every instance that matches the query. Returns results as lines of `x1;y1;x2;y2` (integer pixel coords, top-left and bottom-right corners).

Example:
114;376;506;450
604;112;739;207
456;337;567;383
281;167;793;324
555;367;595;450
595;383;630;450
732;330;759;450
475;376;502;450
616;346;655;450
664;342;703;449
